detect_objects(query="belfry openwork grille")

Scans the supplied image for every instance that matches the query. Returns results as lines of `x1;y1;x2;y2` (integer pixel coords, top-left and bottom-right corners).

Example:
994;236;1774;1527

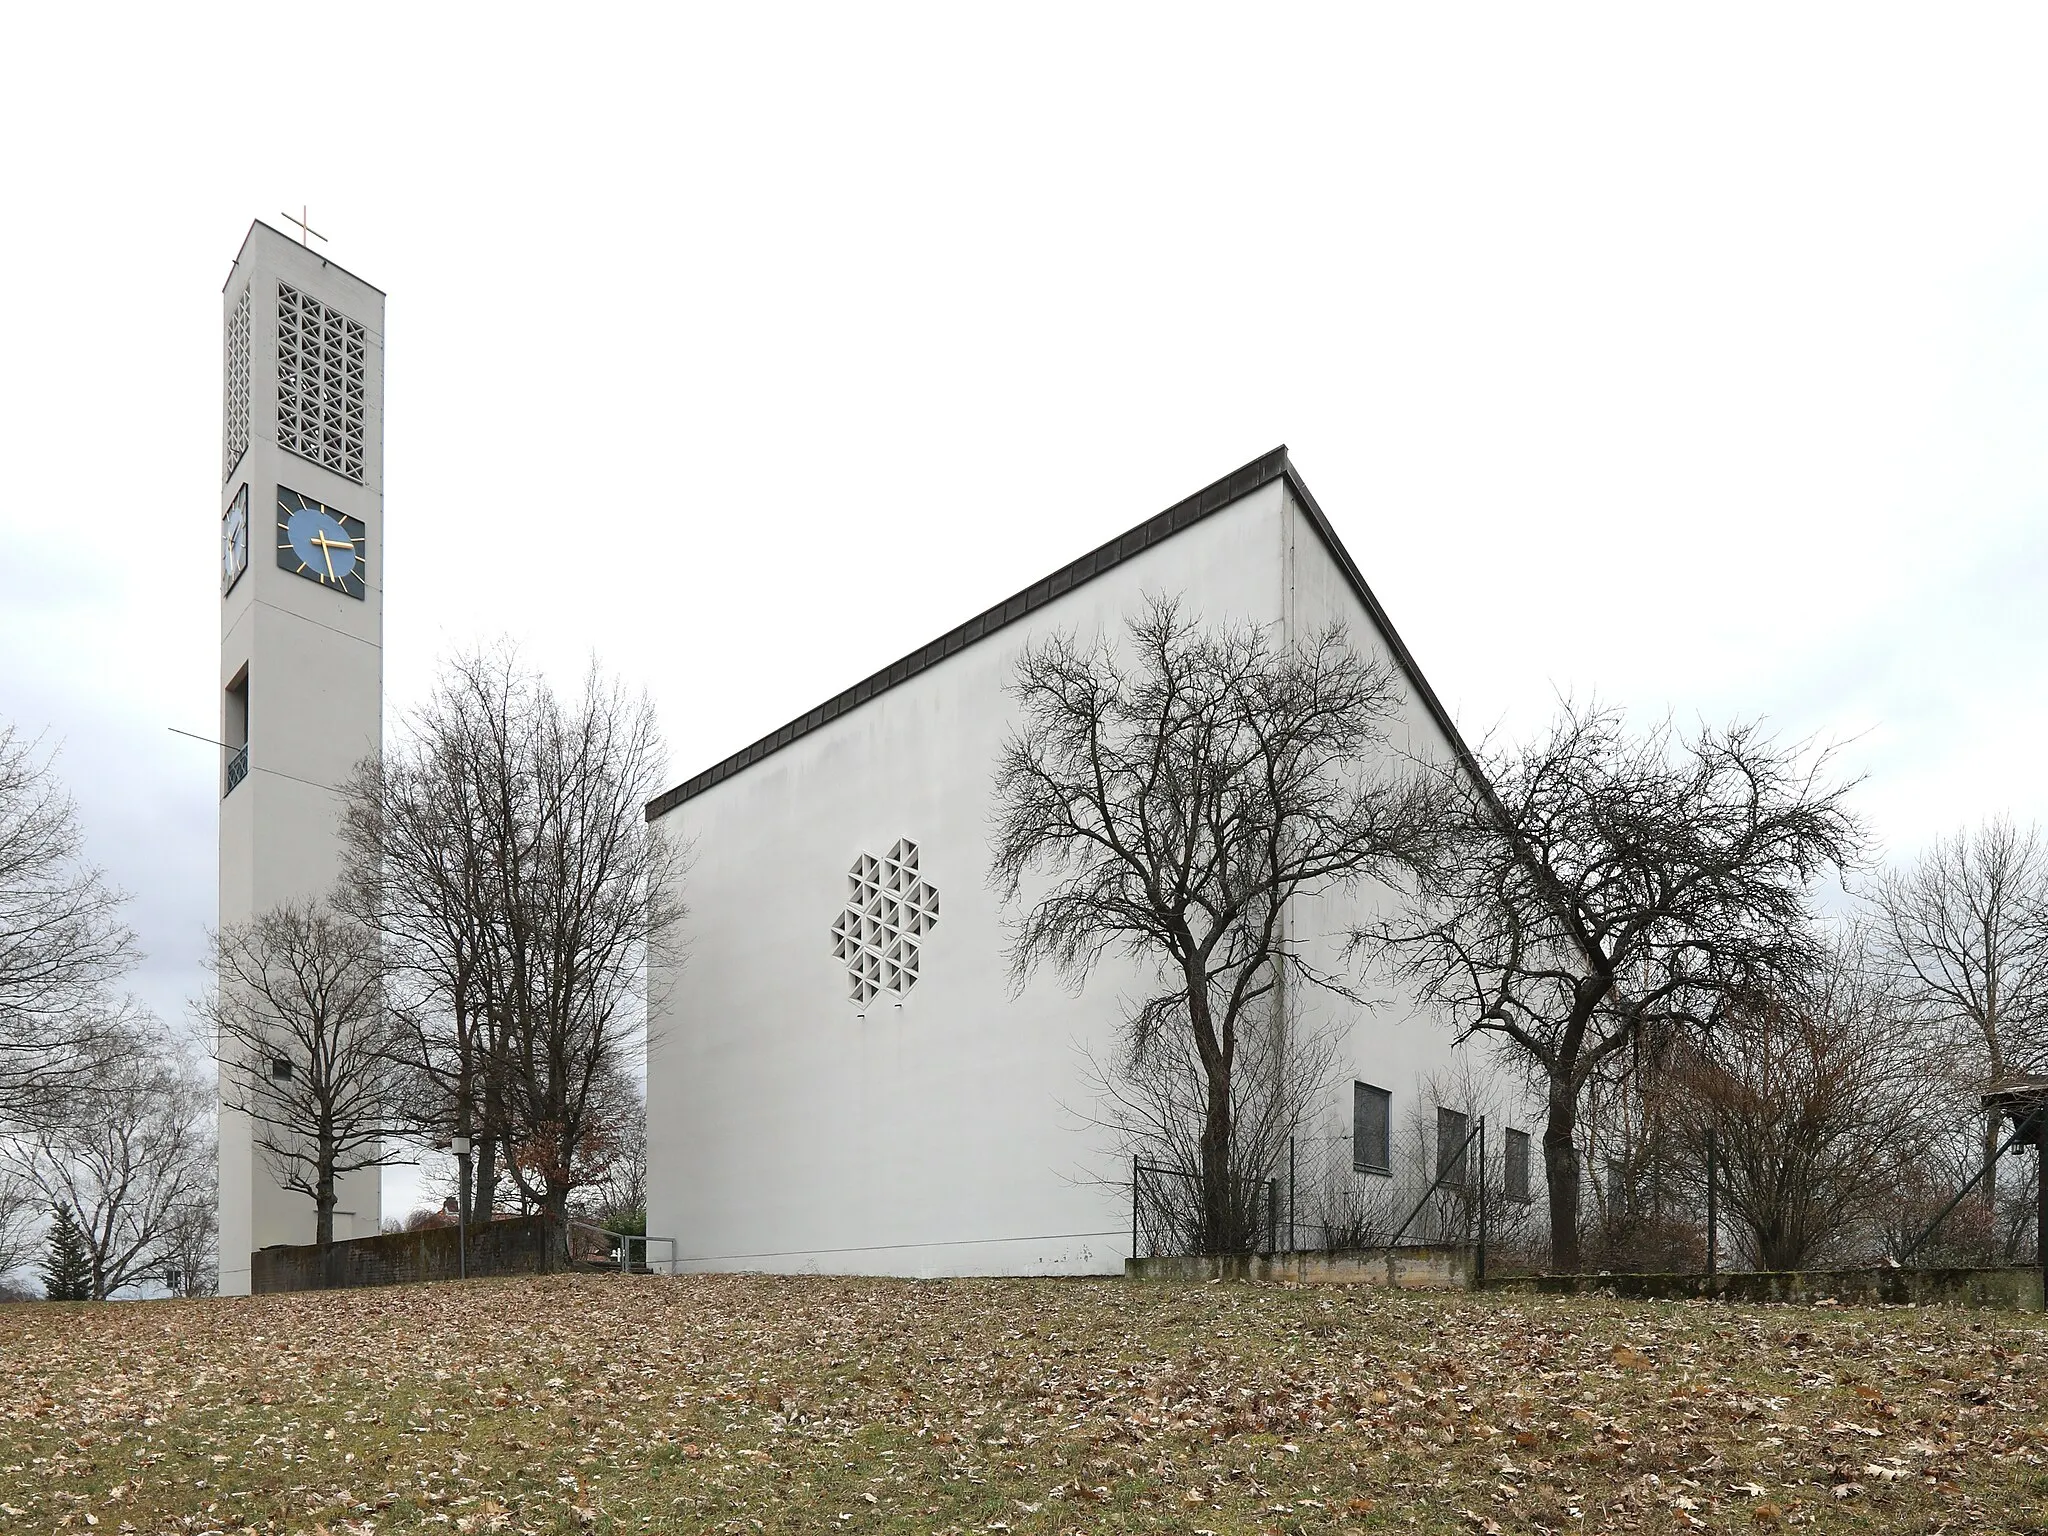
831;840;939;1005
275;282;367;482
222;287;251;483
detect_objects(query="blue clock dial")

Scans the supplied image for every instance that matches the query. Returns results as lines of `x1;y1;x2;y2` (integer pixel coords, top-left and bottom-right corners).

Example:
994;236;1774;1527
275;486;367;599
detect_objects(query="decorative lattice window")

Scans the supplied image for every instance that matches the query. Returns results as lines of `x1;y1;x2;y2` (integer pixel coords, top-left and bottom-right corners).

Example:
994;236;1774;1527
222;286;251;483
275;282;367;482
830;839;939;1007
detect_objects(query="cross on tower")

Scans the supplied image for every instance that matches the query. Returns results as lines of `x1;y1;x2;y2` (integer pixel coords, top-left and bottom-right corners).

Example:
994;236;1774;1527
280;205;328;246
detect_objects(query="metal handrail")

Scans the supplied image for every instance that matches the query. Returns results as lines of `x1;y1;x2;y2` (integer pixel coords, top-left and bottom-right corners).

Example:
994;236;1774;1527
1897;1120;2027;1262
224;744;250;796
568;1219;678;1275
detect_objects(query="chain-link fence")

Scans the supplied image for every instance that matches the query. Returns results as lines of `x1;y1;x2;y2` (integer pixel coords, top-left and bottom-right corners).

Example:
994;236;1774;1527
1130;1116;1543;1263
1131;1162;1280;1259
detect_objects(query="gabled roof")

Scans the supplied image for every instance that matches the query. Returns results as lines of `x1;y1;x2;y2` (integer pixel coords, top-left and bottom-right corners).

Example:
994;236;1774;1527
226;219;388;297
646;446;1480;821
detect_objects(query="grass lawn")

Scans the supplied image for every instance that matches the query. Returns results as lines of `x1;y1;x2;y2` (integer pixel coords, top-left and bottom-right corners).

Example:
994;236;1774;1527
1;1273;2044;1534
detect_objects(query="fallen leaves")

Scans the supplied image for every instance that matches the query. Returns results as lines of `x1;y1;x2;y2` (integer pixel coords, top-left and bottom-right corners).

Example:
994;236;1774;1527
0;1274;2042;1533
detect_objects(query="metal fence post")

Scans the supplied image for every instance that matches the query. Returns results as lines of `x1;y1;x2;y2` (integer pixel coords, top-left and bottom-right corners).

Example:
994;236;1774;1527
1705;1126;1718;1283
2037;1143;2046;1314
1288;1136;1297;1254
1131;1155;1139;1263
1475;1117;1486;1290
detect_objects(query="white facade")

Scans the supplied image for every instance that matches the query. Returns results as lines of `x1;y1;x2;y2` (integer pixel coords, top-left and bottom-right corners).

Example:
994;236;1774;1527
216;223;386;1294
645;452;1489;1276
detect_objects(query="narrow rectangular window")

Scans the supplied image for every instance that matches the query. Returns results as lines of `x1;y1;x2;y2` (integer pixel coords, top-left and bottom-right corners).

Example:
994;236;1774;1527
1504;1128;1532;1203
1605;1157;1631;1219
1437;1107;1470;1188
223;667;250;798
1352;1082;1391;1175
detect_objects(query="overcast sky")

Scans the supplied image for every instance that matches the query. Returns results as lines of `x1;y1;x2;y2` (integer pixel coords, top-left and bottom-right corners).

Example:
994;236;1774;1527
3;9;2045;1150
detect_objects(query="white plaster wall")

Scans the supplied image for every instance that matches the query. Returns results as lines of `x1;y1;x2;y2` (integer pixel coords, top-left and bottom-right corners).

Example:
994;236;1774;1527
1273;487;1532;1228
646;477;1476;1275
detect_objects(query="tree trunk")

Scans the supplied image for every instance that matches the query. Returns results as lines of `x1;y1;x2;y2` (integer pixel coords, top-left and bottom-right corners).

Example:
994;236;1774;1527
473;1136;498;1226
543;1188;571;1272
316;1167;337;1288
1200;1062;1233;1253
474;1074;505;1226
1983;985;2004;1224
1543;1077;1583;1273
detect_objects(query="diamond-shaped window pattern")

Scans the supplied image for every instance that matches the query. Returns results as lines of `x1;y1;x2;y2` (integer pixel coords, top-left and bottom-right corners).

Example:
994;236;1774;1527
276;282;367;483
223;287;251;484
832;839;939;1006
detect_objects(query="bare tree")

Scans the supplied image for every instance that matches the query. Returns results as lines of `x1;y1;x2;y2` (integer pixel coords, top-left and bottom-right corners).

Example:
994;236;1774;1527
200;899;405;1262
0;1162;38;1286
1361;704;1862;1272
159;1154;219;1296
352;648;681;1266
1867;817;2048;1213
337;679;504;1226
1104;993;1339;1257
574;1063;647;1231
1666;926;1939;1271
7;1024;215;1299
0;725;133;1130
991;597;1446;1252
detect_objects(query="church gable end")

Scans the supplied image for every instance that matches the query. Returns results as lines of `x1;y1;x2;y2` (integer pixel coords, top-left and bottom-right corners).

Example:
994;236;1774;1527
646;447;1480;820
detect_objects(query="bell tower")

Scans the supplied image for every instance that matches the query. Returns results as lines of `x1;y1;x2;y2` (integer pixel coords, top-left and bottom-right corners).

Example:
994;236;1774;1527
216;221;386;1295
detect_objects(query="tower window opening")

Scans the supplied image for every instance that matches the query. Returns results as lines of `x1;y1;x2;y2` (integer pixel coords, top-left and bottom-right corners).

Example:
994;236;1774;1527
224;668;250;797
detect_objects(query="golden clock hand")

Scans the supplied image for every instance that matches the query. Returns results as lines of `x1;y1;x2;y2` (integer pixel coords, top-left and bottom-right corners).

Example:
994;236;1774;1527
307;529;352;582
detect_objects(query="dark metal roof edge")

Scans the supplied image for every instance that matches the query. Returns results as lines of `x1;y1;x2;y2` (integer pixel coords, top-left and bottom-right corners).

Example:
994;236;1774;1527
645;445;1478;820
224;219;389;298
1272;462;1491;794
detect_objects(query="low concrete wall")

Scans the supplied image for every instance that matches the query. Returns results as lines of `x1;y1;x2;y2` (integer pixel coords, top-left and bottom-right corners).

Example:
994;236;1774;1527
1492;1265;2044;1311
252;1216;551;1294
1127;1244;1476;1289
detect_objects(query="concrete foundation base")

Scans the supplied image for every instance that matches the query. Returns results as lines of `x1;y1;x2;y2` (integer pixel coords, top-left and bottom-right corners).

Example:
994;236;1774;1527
1126;1244;1476;1288
1491;1265;2044;1311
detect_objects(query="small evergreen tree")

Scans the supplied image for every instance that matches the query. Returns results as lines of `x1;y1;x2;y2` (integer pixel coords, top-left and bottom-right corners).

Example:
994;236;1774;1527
41;1203;93;1301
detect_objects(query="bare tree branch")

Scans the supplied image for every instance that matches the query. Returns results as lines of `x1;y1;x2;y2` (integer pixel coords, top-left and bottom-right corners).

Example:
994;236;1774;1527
0;725;134;1130
199;899;406;1259
1357;701;1863;1271
1865;816;2048;1212
991;596;1446;1251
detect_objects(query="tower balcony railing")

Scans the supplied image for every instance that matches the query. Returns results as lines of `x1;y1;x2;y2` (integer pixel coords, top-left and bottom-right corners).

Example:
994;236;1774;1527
224;744;249;797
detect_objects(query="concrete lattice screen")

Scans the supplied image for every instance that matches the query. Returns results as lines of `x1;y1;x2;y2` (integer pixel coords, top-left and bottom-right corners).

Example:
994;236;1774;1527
830;839;939;1007
274;281;367;483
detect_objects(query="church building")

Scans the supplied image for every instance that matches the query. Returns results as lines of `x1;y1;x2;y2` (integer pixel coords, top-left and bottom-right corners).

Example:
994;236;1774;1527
643;449;1499;1276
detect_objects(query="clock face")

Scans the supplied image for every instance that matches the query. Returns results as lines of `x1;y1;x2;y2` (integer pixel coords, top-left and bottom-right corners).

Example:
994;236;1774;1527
221;484;249;594
275;486;367;600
